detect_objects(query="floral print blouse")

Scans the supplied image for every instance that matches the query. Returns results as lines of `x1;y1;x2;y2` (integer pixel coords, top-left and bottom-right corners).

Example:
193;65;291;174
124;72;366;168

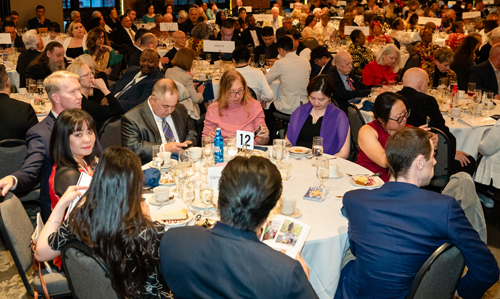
413;42;439;69
348;44;376;81
187;37;205;57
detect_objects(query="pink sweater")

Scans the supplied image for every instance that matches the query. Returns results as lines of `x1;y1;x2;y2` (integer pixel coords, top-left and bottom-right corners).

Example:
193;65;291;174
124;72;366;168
202;99;266;139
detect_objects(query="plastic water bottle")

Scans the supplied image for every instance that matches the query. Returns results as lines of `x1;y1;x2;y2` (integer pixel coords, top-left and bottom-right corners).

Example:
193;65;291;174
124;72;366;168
214;127;224;163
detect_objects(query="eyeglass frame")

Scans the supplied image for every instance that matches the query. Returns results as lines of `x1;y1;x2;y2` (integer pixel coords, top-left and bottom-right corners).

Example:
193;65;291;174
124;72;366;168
228;89;245;97
388;109;411;124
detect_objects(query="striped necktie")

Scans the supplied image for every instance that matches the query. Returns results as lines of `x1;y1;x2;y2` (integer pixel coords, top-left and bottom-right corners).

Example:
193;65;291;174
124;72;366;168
346;76;355;91
162;118;176;143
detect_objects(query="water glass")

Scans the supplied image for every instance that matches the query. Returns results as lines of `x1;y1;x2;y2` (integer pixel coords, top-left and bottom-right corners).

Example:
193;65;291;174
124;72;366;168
200;182;214;216
151;145;163;169
206;53;212;64
484;92;494;110
182;180;195;214
277;162;292;181
259;54;266;68
227;135;238;159
316;157;329;189
273;139;286;162
37;79;44;96
438;77;448;89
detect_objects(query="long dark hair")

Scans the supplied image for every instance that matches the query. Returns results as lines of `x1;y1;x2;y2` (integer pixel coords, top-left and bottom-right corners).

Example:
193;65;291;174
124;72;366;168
67;147;158;298
49;108;99;168
451;35;480;69
29;41;63;68
215;11;225;27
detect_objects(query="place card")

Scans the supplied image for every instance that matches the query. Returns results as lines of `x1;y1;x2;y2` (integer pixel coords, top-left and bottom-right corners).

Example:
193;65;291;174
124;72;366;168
290;3;295;9
243;6;252;12
254;14;274;22
0;33;11;45
160;22;178;31
448;1;456;6
418;17;442;26
207;165;224;193
338;1;347;5
236;130;255;150
483;0;494;4
344;26;369;35
203;40;235;53
462;11;481;19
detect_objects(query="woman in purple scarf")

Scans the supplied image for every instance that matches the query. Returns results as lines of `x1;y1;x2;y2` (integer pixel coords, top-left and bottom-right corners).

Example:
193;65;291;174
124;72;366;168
286;75;351;158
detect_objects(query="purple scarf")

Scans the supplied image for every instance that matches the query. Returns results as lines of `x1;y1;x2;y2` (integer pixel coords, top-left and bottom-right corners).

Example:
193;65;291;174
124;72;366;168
287;103;350;155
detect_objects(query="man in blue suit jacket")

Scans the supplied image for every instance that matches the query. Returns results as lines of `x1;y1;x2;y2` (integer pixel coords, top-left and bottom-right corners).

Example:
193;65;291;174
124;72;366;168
336;127;499;299
0;71;84;221
110;48;163;112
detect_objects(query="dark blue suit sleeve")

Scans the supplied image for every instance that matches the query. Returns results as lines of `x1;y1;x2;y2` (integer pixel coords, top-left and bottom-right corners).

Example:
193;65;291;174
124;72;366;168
286;261;320;298
447;199;499;298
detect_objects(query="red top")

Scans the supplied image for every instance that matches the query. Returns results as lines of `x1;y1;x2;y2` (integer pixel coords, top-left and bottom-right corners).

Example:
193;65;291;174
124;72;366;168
362;60;398;86
356;120;391;182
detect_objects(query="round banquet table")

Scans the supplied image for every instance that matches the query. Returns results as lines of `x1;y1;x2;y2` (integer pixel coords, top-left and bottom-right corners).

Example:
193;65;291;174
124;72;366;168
144;155;376;299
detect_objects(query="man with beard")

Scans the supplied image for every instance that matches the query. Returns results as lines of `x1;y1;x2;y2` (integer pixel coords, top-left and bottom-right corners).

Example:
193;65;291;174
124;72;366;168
26;42;66;81
110;48;164;111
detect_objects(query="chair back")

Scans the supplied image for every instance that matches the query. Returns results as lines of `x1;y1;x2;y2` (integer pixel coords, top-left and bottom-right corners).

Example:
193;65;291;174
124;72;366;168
248;87;258;100
0;192;35;296
62;241;122;299
429;127;452;189
303;37;320;49
99;116;122;150
405;243;465;299
400;53;421;80
272;111;291;141
0;139;27;178
346;104;365;161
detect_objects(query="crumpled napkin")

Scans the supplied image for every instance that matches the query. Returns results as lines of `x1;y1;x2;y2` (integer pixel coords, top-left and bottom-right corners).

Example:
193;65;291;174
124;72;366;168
144;168;161;188
360;100;374;111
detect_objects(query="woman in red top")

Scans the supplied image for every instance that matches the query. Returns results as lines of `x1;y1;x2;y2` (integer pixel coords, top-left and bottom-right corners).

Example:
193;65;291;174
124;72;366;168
367;20;391;44
362;44;401;86
356;92;436;181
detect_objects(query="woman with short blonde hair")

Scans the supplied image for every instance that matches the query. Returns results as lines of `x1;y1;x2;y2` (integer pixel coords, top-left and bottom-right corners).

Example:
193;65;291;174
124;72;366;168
362;44;400;85
63;21;87;59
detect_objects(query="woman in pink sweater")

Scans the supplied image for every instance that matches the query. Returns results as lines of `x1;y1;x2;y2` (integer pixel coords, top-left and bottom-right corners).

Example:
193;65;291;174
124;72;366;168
202;70;269;145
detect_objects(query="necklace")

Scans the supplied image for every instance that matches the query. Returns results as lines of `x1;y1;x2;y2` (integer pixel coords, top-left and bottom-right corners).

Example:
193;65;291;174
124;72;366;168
78;159;93;176
311;110;324;125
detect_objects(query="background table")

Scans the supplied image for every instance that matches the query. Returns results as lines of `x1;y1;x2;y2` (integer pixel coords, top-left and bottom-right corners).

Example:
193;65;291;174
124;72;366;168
7;67;20;90
145;155;375;298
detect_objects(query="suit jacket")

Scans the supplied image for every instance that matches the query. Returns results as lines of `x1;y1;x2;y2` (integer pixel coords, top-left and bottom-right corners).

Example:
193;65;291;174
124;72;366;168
121;100;197;164
397;87;457;151
336;182;499;299
109;66;163;111
329;66;371;114
81;94;124;133
160;222;319;299
25;63;52;81
163;47;177;69
179;20;197;34
310;58;334;80
17;50;41;88
232;6;241;16
470;60;499;96
125;45;141;67
28;17;51;30
253;42;279;61
110;26;134;50
241;27;264;48
0;93;38;141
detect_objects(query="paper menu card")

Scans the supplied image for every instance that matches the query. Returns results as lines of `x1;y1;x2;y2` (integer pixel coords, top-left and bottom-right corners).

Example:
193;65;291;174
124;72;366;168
207;164;225;193
64;172;92;220
418;17;442;26
260;215;311;259
160;22;178;31
203;40;235;53
0;33;11;45
344;26;369;35
462;11;481;19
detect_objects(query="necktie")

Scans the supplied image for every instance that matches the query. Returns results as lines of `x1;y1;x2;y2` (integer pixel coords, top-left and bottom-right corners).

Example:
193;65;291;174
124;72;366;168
129;28;135;39
346;76;355;91
115;77;137;99
162;118;176;143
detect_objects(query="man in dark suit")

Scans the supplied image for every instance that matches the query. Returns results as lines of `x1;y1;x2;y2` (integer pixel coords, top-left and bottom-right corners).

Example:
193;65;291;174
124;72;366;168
124;28;150;67
160;156;318;298
232;0;243;16
470;44;500;99
125;9;138;32
17;30;43;88
121;79;197;164
1;21;25;51
336;127;499;299
110;16;135;52
0;71;83;221
276;16;293;40
210;21;244;62
310;46;334;80
28;5;51;30
329;51;371;114
398;68;476;177
179;7;199;34
241;14;264;48
163;30;186;68
0;65;38;141
254;26;279;65
111;49;164;111
26;42;66;82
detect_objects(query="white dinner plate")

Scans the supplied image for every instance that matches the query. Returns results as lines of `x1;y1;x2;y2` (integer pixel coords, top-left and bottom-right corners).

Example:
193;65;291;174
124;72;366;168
287;146;312;156
157;210;193;227
349;175;384;189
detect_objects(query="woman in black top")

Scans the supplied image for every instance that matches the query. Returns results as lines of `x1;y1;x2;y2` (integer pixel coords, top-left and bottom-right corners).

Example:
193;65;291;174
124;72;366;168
451;36;481;91
65;21;87;59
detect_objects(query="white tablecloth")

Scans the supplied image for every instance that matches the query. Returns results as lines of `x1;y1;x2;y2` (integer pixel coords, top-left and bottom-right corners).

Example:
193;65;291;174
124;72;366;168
145;156;375;298
11;93;51;122
7;67;20;90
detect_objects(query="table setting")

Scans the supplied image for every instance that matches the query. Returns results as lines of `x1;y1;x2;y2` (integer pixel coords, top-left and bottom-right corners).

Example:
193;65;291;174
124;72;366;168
11;81;52;122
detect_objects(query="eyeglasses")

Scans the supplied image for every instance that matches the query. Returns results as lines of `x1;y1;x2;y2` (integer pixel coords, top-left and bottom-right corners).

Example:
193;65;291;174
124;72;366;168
228;89;244;97
81;71;95;78
388;109;411;124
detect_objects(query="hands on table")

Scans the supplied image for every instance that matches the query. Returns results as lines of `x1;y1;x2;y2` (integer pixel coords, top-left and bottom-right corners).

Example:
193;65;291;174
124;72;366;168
0;176;15;196
164;141;192;153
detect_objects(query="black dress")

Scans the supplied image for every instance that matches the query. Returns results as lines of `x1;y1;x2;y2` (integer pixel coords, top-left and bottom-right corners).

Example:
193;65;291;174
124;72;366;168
296;115;323;148
66;47;84;59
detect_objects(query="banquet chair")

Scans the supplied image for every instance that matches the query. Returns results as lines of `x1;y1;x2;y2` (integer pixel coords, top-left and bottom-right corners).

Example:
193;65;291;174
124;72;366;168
400;53;421;81
99;116;122;150
302;37;320;50
0;192;71;299
62;241;122;299
405;243;464;299
0;139;40;204
346;104;365;162
428;128;453;190
272;111;291;141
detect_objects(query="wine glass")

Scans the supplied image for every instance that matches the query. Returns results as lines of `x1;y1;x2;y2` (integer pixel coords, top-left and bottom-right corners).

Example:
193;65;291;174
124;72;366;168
36;79;44;96
227;135;238;159
151;145;163;170
316;157;329;189
200;182;214;216
182;180;195;214
467;82;476;98
170;163;181;193
312;136;324;166
259;54;266;68
206;53;212;64
179;151;190;163
273;139;285;162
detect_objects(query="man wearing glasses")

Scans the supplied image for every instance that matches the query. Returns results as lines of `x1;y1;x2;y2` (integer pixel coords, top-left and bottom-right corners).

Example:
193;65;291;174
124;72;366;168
163;31;187;68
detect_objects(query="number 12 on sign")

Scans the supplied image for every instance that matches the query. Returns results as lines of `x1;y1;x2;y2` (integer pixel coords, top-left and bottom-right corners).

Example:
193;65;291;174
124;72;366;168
236;130;254;150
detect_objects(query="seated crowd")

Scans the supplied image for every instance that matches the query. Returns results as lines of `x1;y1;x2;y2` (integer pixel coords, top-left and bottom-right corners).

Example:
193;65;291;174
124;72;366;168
1;0;500;298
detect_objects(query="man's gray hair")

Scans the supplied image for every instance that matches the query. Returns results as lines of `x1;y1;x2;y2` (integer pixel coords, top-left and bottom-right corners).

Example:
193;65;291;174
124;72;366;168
178;10;188;19
22;29;40;50
189;7;199;14
92;10;101;18
71;10;80;18
44;71;79;101
152;79;178;99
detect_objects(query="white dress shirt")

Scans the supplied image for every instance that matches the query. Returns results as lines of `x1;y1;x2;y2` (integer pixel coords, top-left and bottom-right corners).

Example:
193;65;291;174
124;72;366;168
147;98;180;144
236;65;274;105
250;30;260;47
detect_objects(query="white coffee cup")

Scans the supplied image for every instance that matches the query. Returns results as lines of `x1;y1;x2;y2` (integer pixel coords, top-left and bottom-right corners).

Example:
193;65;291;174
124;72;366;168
450;107;461;117
188;147;202;160
19;88;27;94
198;73;207;81
153;186;170;203
329;164;339;177
280;197;296;215
458;90;465;98
158;152;171;164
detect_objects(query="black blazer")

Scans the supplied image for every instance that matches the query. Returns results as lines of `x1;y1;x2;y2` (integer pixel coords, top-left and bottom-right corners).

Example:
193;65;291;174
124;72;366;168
17;50;41;88
163;47;177;69
110;26;134;50
81;94;124;132
397;87;457;151
470;60;499;96
179;20;196;34
0;93;38;142
329;66;371;114
121;100;197;164
241;27;264;48
254;42;279;61
25;63;52;81
109;66;164;111
28;17;51;30
125;46;141;67
310;58;334;80
477;43;491;65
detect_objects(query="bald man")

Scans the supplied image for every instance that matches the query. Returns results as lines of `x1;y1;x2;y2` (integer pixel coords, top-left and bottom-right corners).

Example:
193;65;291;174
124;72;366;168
328;51;372;114
163;31;186;69
470;43;500;100
398;68;476;177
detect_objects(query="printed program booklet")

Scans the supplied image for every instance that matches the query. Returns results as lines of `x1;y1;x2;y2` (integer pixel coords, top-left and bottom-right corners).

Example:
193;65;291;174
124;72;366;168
303;186;329;202
259;215;311;259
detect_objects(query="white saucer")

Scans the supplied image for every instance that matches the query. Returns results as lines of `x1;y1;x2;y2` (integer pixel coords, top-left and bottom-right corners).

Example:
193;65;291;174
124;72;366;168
329;171;344;179
281;208;302;218
148;161;172;169
147;197;175;206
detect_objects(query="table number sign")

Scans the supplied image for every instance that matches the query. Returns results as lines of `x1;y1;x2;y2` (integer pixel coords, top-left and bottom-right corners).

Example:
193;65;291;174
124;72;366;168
0;33;11;45
338;1;347;6
483;0;494;4
207;165;224;193
160;22;178;31
344;26;369;35
462;11;481;19
236;130;255;150
203;40;235;53
418;17;442;26
254;14;274;22
243;6;252;12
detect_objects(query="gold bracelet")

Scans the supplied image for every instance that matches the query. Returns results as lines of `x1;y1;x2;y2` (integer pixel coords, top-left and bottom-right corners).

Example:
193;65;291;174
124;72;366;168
47;219;61;224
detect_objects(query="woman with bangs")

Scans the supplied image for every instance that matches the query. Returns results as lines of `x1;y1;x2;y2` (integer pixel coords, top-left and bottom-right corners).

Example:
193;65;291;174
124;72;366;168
202;70;269;144
84;27;123;77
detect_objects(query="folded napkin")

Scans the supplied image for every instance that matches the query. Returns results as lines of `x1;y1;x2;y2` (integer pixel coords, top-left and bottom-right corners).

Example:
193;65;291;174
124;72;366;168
144;168;161;188
348;97;363;105
360;100;374;111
